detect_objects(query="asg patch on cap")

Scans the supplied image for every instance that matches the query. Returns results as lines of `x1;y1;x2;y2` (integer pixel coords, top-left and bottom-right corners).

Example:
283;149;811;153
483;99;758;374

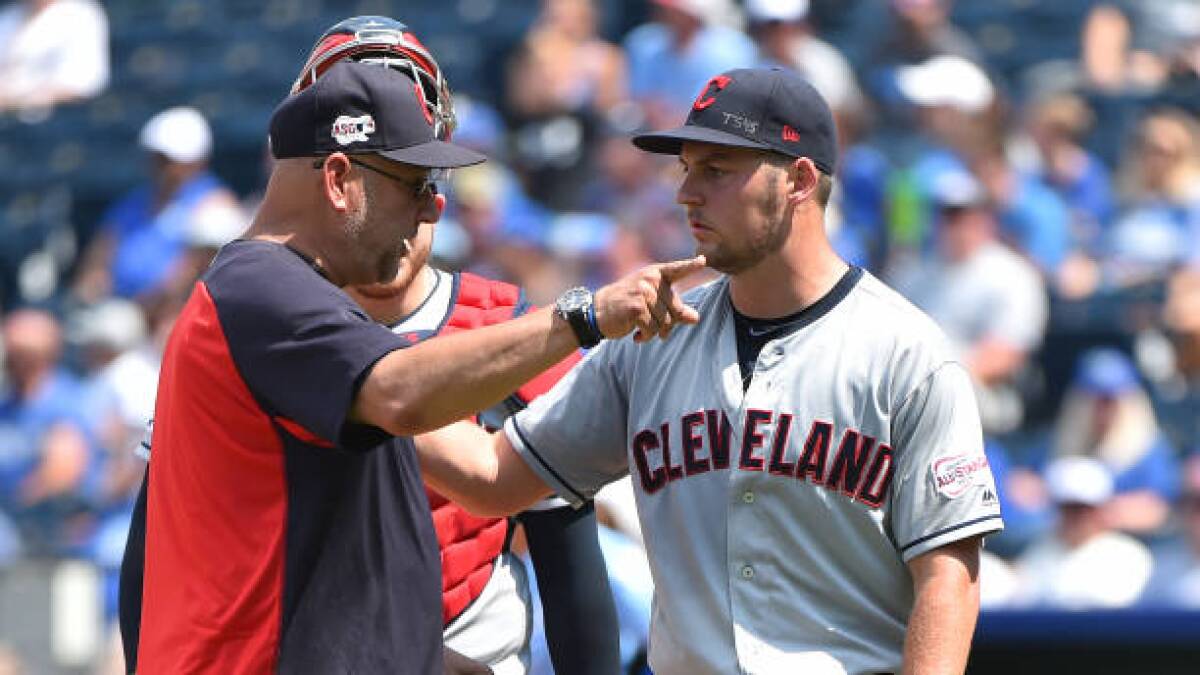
332;114;377;145
269;60;484;169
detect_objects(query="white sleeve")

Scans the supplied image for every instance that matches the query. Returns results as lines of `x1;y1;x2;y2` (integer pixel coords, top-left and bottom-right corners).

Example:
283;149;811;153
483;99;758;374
504;341;632;508
134;418;153;462
888;362;1004;562
52;2;109;97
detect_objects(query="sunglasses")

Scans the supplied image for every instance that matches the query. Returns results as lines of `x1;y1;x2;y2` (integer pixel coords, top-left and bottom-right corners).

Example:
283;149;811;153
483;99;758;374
312;155;439;200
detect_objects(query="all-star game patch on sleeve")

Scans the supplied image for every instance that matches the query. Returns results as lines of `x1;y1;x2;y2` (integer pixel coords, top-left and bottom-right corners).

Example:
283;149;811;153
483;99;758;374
887;362;1003;562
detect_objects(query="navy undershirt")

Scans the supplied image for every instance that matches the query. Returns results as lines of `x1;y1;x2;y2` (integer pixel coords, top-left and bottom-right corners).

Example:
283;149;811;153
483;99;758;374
732;265;863;389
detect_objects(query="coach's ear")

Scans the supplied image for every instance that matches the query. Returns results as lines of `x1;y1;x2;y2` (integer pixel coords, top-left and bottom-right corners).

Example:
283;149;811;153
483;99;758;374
315;152;357;213
785;156;820;206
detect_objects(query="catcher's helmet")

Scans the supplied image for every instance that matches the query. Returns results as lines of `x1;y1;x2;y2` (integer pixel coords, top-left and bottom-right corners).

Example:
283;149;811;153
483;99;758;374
291;15;456;141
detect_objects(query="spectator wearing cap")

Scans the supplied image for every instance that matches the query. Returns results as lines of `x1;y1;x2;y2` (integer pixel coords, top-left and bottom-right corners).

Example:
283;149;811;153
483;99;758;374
1022;93;1115;298
889;170;1048;434
123;59;701;674
863;0;983;116
743;0;886;271
746;0;862;118
72;107;242;306
623;0;756;128
1014;456;1153;609
885;54;996;255
1140;455;1200;607
0;0;109;116
62;299;157;633
887;59;1073;277
1043;348;1180;534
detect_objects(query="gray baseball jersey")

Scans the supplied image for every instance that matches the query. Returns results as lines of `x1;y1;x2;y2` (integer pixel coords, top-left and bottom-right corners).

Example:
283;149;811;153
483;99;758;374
504;269;1003;675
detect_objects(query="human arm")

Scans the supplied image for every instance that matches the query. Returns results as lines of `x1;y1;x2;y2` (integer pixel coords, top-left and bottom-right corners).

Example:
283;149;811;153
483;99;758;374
964;338;1027;386
72;229;116;303
520;503;620;675
415;422;552;517
19;421;90;505
352;256;704;436
902;536;983;675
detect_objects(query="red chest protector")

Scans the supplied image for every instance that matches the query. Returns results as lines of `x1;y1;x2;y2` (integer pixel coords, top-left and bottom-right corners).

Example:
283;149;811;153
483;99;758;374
424;272;581;626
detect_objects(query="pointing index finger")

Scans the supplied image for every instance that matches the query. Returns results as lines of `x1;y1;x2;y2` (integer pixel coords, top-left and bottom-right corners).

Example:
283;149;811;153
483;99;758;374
658;255;707;282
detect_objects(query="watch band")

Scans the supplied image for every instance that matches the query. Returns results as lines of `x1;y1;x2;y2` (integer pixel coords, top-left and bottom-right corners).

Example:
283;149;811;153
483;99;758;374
556;287;604;349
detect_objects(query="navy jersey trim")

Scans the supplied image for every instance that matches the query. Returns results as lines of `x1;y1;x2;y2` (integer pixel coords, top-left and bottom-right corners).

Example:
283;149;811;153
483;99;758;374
512;418;588;505
899;514;1003;553
729;264;863;329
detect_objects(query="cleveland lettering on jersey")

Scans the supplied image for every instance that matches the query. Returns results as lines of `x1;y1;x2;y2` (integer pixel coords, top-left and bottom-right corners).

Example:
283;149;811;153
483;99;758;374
632;410;896;508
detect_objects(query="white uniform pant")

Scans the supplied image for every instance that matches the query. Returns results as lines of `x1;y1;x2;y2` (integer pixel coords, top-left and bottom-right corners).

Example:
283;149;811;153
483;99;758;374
443;552;532;675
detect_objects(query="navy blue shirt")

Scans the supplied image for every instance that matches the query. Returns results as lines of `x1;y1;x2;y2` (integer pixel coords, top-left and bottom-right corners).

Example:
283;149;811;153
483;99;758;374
126;240;441;674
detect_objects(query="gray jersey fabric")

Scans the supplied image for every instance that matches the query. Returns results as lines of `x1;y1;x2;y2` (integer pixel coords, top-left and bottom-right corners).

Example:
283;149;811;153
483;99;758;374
505;271;1002;675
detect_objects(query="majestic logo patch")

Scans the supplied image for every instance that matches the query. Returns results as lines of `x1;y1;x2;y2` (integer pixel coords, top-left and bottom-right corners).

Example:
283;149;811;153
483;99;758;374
721;111;759;135
332;114;376;145
932;453;990;498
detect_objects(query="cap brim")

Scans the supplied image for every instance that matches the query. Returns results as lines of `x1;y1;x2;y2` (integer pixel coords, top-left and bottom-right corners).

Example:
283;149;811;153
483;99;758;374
632;125;772;156
378;140;486;169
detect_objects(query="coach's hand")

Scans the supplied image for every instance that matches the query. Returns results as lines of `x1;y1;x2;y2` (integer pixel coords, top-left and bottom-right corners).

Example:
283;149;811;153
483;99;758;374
594;255;706;342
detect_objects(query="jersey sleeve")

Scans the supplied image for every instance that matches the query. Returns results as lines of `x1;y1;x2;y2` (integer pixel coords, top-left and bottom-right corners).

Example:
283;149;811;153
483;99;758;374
888;362;1003;562
504;341;632;508
208;255;408;450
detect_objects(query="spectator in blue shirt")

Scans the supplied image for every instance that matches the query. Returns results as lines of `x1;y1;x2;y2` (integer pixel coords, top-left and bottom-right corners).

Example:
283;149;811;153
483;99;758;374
1105;109;1200;286
973;141;1073;276
624;0;756;128
1025;93;1115;250
1042;348;1180;535
0;308;92;555
72;107;242;304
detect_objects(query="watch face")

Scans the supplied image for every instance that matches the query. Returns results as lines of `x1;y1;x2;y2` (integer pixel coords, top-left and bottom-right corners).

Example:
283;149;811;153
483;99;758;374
559;287;591;312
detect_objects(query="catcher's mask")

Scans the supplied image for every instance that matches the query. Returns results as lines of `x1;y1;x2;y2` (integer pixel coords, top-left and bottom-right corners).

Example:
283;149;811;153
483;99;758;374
291;15;457;142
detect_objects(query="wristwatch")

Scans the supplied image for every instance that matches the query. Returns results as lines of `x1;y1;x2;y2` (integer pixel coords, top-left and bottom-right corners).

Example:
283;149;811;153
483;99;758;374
555;287;603;348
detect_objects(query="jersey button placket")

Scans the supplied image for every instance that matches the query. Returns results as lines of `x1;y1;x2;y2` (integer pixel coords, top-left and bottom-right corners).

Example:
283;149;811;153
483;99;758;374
741;491;755;504
740;564;755;580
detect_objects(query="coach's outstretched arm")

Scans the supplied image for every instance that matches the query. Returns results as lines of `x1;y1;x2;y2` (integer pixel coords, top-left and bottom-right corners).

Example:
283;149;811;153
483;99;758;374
352;256;704;437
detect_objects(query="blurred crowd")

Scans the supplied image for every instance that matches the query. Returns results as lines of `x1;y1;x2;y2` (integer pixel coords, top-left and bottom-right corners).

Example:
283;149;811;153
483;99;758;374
6;0;1200;671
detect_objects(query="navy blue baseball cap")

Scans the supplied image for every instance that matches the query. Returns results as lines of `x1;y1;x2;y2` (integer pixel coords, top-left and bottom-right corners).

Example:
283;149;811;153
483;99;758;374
269;60;485;169
633;67;838;175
